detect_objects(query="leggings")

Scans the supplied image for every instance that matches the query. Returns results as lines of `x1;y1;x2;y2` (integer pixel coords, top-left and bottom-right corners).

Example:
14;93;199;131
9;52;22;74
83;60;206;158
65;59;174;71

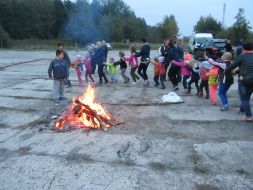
188;79;199;93
199;80;209;95
98;64;108;83
138;63;149;80
130;67;140;82
210;85;218;103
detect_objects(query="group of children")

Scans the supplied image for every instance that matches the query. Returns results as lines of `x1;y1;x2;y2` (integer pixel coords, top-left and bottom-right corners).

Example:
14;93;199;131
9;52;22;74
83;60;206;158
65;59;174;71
54;47;234;111
72;47;141;86
169;51;234;110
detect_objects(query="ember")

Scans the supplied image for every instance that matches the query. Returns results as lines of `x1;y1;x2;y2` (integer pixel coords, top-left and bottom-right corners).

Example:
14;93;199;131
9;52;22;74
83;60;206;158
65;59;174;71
54;85;123;131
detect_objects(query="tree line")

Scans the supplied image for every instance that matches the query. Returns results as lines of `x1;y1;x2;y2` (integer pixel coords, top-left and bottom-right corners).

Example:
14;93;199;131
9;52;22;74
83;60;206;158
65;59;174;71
0;0;252;48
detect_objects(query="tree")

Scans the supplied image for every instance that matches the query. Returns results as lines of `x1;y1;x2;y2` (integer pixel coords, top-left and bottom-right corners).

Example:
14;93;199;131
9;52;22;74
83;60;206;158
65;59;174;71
228;8;252;44
157;15;179;39
194;15;222;37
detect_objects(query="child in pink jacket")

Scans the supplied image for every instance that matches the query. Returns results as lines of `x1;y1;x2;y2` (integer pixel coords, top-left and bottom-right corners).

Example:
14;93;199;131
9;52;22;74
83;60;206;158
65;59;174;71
124;47;140;84
172;53;192;90
75;55;84;87
83;54;95;83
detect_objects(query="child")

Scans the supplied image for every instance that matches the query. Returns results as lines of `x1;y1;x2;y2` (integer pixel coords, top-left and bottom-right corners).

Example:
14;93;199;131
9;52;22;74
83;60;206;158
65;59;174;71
150;56;160;87
206;52;234;111
48;50;68;104
157;56;166;89
114;51;130;83
106;58;117;83
75;55;84;86
199;61;211;99
172;53;192;90
207;65;219;105
83;54;95;83
124;47;140;84
187;61;200;95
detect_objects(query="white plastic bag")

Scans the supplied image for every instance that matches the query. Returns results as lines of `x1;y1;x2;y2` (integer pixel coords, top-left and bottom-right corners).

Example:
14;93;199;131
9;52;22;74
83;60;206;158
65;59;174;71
162;92;183;103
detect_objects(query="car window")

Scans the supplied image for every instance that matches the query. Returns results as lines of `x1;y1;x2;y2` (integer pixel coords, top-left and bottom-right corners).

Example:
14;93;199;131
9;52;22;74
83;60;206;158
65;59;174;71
213;42;226;47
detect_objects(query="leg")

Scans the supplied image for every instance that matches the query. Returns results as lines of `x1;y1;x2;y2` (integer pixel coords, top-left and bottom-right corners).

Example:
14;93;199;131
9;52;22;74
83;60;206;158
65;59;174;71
121;68;128;82
195;80;200;94
53;80;60;100
137;63;145;80
183;76;190;89
142;64;149;80
187;79;194;92
218;83;227;106
133;67;139;80
154;75;159;86
98;64;103;83
59;79;65;98
160;75;166;89
130;68;137;82
210;85;217;104
239;81;253;117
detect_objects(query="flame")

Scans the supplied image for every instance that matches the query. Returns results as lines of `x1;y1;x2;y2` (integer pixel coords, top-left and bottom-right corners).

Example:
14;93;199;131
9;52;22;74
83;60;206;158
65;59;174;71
54;85;112;129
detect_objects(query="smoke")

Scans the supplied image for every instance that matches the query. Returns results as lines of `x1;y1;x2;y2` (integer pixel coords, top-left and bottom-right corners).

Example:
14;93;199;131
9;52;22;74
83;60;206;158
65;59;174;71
62;0;111;45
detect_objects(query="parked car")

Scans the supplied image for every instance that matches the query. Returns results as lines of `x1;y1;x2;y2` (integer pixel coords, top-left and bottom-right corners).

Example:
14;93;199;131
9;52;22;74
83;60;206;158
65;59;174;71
213;39;227;56
193;39;221;60
188;33;213;54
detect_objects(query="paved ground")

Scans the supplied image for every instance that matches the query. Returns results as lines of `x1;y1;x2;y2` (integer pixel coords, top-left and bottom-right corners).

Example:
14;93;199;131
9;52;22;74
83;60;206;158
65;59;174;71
0;50;253;190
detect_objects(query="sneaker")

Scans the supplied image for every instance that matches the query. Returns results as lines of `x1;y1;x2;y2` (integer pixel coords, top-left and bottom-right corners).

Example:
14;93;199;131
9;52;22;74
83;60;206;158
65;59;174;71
205;94;210;99
172;86;179;91
242;116;253;122
220;105;229;111
198;92;203;97
131;82;136;85
54;100;60;105
59;97;68;100
212;101;217;106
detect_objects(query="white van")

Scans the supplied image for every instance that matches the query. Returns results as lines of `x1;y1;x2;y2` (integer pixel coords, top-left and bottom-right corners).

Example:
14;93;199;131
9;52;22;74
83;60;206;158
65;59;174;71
188;33;213;53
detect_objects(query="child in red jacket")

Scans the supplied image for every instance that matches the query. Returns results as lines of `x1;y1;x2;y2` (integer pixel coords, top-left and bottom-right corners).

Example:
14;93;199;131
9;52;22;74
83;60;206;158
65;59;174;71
157;56;166;89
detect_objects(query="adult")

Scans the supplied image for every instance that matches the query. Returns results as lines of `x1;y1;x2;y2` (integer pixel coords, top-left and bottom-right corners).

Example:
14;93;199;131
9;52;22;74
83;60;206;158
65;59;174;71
236;38;244;57
57;42;72;87
159;39;170;71
167;39;181;90
89;44;97;74
101;40;109;76
136;38;151;86
93;41;108;84
225;40;233;52
226;42;253;122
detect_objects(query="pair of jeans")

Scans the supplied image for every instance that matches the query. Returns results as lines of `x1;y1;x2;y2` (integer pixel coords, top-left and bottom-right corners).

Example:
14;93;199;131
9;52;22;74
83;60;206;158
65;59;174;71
199;80;209;95
138;63;149;80
109;73;117;83
98;64;108;83
218;83;231;106
121;68;130;82
210;85;218;103
182;75;190;89
130;67;140;82
239;80;253;117
53;79;65;100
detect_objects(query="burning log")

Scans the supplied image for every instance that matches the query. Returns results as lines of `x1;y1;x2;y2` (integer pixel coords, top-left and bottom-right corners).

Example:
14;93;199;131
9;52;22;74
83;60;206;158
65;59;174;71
54;85;123;132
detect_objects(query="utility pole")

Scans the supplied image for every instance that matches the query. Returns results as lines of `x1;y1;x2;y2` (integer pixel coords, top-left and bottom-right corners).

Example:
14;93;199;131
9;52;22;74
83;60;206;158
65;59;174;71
222;3;226;27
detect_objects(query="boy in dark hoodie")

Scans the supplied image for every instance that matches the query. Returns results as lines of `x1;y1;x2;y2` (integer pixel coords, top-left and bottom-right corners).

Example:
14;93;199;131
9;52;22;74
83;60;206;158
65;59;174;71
48;50;68;104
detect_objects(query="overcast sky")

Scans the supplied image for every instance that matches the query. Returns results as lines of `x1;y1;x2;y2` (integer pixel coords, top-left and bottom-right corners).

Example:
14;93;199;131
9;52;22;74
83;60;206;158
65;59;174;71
124;0;253;36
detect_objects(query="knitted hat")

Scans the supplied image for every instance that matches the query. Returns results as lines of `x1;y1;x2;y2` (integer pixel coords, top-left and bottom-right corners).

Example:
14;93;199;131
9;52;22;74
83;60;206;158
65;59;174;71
158;56;165;62
202;61;212;69
184;53;192;61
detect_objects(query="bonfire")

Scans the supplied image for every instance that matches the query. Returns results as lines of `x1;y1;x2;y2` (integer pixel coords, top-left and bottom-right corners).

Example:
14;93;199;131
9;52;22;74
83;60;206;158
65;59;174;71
54;85;123;131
